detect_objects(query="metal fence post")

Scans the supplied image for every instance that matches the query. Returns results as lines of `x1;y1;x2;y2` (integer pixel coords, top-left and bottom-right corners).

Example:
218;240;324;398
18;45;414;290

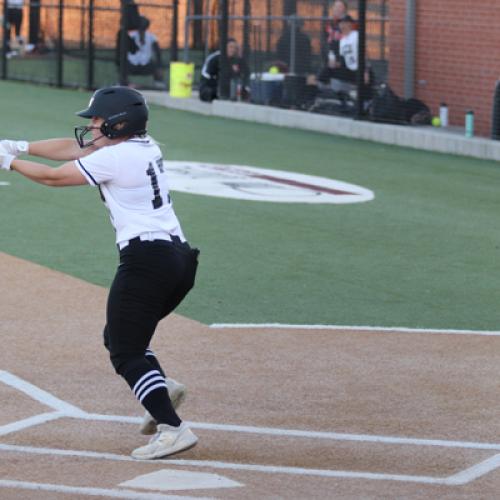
243;0;250;60
355;0;367;119
29;0;41;47
265;0;271;53
218;0;230;100
119;0;128;85
289;15;296;75
2;0;8;80
320;0;329;62
170;0;179;62
87;0;95;89
183;0;191;62
80;0;86;50
404;0;416;99
57;0;64;87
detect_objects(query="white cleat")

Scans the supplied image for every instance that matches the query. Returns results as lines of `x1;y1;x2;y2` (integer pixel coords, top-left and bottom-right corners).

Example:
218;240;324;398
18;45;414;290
132;422;198;460
140;378;186;435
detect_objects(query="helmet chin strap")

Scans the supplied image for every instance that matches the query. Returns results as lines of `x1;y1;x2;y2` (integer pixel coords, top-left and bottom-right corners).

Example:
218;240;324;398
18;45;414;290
74;125;106;148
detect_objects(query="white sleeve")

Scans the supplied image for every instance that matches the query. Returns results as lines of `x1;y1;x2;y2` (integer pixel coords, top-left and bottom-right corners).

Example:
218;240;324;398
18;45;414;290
75;147;118;186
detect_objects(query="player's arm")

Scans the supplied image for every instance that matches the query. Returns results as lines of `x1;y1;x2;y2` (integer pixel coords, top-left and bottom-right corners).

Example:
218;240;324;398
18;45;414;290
29;138;97;161
1;138;96;161
9;158;87;187
27;138;98;161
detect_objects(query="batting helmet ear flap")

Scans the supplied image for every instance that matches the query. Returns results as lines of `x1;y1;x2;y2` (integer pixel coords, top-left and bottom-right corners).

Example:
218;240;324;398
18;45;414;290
100;112;127;139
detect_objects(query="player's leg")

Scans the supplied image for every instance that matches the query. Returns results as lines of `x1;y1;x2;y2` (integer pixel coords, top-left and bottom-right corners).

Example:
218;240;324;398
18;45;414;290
140;348;186;435
104;240;198;458
139;241;198;434
104;243;183;427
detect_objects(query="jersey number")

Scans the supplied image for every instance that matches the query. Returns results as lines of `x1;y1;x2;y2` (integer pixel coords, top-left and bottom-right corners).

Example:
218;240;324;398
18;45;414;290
146;162;163;209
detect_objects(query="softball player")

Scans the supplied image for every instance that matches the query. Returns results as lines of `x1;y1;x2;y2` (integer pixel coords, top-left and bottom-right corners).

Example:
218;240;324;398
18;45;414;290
0;86;199;459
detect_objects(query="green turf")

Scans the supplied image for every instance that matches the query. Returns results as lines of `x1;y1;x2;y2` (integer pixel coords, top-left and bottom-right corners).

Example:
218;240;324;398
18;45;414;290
1;80;499;330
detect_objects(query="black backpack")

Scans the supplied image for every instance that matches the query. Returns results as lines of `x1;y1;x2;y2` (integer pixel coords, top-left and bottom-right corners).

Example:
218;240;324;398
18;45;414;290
405;98;432;125
369;84;407;124
368;84;431;125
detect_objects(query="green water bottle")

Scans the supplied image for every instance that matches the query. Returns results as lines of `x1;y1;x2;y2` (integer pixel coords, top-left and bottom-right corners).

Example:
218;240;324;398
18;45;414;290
465;110;474;138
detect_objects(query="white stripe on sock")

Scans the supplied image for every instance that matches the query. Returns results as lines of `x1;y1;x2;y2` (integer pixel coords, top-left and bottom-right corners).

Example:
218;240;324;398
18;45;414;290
135;375;166;400
139;382;168;403
132;370;160;394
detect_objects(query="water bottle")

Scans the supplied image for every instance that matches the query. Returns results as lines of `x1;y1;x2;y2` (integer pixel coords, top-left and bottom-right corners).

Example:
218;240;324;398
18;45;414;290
465;110;474;138
439;103;448;127
328;50;336;67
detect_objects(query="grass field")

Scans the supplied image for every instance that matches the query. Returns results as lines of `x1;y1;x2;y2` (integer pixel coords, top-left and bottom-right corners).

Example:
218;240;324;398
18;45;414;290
0;80;499;330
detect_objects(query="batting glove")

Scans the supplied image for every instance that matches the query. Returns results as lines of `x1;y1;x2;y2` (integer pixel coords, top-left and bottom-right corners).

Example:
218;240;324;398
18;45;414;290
0;139;29;157
0;145;16;170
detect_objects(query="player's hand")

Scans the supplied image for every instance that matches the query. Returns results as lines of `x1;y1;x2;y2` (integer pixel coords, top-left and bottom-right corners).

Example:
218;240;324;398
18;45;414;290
0;139;29;157
0;145;16;170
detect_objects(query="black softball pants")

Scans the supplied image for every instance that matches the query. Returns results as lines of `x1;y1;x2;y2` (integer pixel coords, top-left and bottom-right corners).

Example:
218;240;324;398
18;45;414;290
103;237;199;374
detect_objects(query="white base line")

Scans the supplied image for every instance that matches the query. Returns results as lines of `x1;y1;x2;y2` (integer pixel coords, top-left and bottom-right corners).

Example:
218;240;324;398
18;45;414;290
81;413;500;451
0;479;210;500
210;323;500;336
0;412;63;437
0;370;86;416
2;371;500;486
2;370;500;452
446;454;500;485
0;443;464;485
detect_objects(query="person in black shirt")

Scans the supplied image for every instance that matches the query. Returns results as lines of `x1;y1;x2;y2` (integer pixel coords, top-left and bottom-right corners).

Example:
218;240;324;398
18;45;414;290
199;38;250;102
275;18;312;75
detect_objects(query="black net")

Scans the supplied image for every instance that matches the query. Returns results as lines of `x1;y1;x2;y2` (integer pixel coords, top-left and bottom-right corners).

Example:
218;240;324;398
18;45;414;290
0;0;392;120
183;0;388;114
0;0;177;89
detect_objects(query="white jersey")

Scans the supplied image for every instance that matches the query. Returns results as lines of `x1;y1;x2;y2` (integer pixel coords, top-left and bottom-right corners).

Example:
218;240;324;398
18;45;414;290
127;31;157;66
340;30;358;71
7;0;24;8
75;136;186;246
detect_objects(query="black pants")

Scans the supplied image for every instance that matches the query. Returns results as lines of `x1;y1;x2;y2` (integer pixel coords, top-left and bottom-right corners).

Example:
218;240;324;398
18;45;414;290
104;237;199;374
7;8;23;39
318;66;357;84
199;81;217;102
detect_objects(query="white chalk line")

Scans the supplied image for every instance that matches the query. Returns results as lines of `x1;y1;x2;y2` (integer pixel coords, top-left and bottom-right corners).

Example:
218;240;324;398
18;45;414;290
81;413;500;452
4;369;500;452
0;370;86;416
0;479;211;500
0;443;483;486
210;323;500;336
445;454;500;485
0;411;64;437
2;370;500;486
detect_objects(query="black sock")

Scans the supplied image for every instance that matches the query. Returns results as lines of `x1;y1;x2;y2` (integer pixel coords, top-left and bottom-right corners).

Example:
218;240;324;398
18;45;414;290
145;348;166;377
120;358;181;427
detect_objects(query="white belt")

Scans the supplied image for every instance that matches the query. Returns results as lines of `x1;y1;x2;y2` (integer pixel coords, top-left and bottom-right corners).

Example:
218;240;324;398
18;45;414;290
118;231;173;250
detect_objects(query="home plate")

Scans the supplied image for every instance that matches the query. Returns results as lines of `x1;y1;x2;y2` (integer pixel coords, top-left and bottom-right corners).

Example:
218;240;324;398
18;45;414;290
119;469;243;491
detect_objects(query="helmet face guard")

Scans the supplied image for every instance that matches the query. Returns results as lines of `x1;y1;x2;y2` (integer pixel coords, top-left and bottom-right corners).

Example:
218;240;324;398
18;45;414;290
75;86;148;148
74;125;103;148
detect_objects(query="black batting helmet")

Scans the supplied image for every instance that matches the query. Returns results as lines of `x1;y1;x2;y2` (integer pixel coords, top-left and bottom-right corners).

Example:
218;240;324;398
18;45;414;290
75;86;148;147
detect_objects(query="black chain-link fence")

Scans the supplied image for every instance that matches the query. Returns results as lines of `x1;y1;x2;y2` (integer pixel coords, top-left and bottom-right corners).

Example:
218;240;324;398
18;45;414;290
182;0;388;117
0;0;397;122
1;0;178;89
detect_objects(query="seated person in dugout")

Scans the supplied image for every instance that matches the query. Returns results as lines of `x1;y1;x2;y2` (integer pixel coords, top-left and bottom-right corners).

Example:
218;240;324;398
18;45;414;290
116;15;166;89
313;14;373;102
325;0;349;65
275;18;312;75
318;15;358;85
199;38;250;102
